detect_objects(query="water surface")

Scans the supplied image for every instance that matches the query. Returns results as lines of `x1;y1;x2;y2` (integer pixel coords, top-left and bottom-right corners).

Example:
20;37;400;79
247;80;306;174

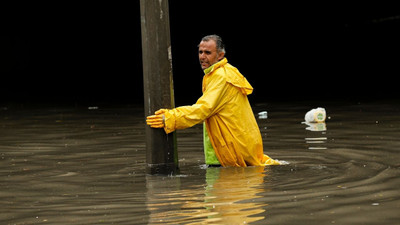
1;101;399;224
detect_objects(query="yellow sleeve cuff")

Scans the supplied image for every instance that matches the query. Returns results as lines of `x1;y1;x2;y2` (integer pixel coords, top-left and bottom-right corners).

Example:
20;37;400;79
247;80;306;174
163;109;176;134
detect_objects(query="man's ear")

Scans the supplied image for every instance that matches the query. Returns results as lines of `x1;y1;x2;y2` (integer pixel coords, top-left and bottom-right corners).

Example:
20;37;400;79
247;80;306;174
218;52;225;61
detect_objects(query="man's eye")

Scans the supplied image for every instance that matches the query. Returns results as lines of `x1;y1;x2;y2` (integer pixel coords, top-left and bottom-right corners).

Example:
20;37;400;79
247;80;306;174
199;50;212;55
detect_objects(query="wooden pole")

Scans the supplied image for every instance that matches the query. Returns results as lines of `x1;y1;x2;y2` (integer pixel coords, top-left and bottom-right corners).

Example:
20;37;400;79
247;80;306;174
140;0;178;175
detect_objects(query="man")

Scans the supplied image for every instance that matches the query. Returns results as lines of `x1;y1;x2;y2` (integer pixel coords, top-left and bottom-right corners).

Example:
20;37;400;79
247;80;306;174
146;35;280;167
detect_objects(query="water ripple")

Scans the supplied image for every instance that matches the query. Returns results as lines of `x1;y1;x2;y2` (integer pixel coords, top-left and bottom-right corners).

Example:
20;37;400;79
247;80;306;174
1;103;400;224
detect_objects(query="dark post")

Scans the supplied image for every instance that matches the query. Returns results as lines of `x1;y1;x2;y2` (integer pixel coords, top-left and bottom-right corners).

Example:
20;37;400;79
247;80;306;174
140;0;178;175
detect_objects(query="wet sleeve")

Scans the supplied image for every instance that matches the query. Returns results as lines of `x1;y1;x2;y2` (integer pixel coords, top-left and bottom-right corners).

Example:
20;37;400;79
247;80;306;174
163;73;228;134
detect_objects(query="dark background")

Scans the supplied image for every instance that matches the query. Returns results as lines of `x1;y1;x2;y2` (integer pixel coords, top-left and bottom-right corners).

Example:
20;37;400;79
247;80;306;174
2;1;400;106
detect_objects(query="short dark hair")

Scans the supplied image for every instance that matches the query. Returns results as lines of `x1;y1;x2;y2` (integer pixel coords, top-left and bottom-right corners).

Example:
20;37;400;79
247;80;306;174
200;34;226;54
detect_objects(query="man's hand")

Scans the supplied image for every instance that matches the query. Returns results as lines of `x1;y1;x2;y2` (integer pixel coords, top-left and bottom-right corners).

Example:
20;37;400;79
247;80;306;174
146;109;167;128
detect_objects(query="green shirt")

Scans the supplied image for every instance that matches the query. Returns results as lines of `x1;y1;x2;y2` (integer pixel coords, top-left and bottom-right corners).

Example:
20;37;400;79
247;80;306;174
203;63;221;166
203;122;220;165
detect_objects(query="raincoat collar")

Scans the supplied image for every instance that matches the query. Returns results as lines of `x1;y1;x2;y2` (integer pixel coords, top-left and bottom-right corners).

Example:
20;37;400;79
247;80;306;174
203;58;228;75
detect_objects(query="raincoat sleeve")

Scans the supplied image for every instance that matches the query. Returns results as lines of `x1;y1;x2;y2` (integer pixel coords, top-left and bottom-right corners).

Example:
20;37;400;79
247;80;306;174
162;72;229;134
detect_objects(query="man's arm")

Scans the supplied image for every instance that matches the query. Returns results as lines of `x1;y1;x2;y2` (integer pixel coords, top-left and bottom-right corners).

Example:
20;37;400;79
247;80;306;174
146;72;229;134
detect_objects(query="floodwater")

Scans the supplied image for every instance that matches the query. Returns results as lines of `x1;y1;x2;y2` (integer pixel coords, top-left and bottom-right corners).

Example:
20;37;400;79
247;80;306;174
1;101;400;224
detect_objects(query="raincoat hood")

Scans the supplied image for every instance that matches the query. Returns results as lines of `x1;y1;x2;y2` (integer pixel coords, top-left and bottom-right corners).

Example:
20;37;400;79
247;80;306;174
203;58;253;96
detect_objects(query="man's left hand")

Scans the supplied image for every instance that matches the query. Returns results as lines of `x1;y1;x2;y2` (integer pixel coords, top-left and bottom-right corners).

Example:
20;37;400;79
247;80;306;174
146;110;166;128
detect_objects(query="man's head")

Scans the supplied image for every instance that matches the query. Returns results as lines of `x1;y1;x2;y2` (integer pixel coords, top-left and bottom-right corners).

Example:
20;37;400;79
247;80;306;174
198;35;226;70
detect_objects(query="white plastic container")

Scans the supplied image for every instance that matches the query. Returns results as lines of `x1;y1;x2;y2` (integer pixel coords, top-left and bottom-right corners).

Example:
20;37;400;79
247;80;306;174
258;111;268;119
305;107;326;123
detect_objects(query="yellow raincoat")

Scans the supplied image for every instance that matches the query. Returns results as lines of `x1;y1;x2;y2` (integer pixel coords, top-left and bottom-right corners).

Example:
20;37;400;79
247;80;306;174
161;58;280;167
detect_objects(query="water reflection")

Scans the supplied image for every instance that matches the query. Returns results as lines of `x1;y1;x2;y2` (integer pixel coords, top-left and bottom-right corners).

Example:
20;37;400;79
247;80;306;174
303;122;328;150
146;166;269;224
303;122;326;131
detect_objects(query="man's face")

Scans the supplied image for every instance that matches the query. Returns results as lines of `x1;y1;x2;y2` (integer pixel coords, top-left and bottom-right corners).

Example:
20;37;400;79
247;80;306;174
198;40;224;70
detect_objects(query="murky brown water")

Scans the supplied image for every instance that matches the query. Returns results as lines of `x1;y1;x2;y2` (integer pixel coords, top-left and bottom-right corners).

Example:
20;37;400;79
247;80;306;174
1;101;399;224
